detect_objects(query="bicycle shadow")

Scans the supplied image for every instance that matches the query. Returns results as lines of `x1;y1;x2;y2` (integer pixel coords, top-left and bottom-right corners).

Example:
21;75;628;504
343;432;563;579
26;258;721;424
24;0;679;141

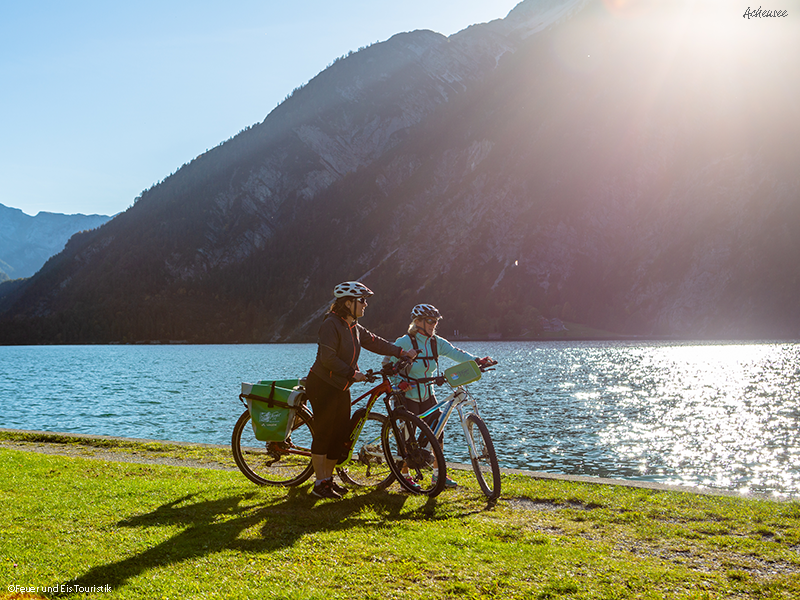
53;485;470;595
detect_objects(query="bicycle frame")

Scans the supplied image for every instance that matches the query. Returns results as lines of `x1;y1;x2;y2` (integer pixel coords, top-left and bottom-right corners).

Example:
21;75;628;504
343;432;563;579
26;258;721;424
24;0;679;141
417;386;482;459
344;368;430;478
243;378;393;468
339;378;392;466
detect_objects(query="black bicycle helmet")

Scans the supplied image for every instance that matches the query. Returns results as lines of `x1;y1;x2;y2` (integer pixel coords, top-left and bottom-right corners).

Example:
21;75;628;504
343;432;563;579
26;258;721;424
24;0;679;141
411;303;442;320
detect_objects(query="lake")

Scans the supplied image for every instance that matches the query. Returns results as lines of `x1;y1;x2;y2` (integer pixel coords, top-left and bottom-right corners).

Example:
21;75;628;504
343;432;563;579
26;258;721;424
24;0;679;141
1;341;798;499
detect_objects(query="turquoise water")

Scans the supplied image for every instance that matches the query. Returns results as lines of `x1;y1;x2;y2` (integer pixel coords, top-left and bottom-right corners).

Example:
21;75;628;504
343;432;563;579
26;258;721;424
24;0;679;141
2;341;799;498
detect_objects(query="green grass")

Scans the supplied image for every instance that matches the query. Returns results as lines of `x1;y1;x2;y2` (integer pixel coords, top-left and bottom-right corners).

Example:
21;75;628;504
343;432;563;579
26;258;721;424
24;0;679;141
1;440;799;599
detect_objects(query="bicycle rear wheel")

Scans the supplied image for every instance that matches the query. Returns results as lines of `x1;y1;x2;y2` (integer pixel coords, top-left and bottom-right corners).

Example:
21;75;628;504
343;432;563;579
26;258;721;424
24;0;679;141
381;409;446;497
465;414;501;500
231;407;315;486
337;409;394;489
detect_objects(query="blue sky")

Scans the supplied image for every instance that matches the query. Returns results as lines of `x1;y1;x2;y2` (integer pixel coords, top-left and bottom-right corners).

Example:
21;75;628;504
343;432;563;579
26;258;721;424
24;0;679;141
1;1;521;217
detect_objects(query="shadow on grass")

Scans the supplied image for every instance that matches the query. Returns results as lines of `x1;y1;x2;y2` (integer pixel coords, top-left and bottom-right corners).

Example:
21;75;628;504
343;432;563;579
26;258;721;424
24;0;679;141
54;484;481;595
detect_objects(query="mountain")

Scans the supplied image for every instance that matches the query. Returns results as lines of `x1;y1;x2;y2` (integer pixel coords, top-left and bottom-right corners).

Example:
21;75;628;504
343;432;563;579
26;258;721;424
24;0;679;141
0;204;112;281
1;0;799;345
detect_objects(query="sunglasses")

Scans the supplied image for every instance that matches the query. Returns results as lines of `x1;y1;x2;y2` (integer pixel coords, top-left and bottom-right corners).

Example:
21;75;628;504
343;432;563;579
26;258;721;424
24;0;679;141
423;318;438;325
354;297;368;304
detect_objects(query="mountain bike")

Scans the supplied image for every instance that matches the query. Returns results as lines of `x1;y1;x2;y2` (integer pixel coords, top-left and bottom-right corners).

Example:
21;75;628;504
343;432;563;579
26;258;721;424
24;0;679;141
359;361;447;497
411;359;502;500
231;381;392;488
231;360;446;496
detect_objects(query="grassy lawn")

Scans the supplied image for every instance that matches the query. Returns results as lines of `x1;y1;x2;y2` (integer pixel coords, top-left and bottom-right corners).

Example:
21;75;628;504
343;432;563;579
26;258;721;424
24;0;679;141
1;439;799;599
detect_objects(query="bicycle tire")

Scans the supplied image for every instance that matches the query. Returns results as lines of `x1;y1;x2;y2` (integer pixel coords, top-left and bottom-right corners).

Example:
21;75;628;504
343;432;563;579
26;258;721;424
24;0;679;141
231;407;315;486
465;414;501;500
336;409;394;489
381;408;446;497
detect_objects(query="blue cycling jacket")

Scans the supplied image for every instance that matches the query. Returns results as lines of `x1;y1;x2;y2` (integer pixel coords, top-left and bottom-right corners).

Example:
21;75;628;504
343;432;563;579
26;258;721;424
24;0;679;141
387;333;477;403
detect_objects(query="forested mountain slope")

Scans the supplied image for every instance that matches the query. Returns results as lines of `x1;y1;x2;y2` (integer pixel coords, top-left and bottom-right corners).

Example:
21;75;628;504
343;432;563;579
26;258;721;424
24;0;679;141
1;0;799;344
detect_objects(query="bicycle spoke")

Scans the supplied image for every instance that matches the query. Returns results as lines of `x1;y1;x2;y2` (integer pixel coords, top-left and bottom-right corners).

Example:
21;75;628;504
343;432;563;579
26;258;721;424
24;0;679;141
382;410;446;496
337;411;394;488
232;408;315;486
465;414;501;500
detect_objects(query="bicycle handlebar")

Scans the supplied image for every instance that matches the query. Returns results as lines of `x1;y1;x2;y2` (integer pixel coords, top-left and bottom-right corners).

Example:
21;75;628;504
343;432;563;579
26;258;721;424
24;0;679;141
478;358;498;370
400;358;499;387
361;356;414;383
360;357;497;385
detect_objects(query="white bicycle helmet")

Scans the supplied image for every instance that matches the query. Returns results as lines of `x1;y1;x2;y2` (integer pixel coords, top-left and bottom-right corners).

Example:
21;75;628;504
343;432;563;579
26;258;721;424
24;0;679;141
333;281;374;299
411;303;442;320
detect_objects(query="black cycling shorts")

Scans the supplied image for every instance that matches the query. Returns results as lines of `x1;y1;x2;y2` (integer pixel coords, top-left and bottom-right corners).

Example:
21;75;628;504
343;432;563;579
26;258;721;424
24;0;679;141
398;394;443;442
306;371;351;460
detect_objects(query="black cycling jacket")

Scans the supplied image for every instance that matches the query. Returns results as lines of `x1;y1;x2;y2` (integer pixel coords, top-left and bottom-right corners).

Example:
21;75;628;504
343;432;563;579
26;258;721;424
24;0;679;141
309;312;403;390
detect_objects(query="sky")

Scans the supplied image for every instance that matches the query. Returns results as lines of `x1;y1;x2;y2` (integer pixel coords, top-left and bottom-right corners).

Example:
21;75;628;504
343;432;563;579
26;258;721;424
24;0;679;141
1;1;522;218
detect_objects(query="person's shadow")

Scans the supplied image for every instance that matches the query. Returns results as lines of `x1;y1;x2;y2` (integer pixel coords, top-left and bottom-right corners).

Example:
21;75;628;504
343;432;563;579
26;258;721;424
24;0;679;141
54;484;473;595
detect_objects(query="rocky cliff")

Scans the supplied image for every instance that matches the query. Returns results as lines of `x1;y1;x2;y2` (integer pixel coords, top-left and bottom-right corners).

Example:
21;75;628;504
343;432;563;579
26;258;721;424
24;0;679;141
1;0;799;344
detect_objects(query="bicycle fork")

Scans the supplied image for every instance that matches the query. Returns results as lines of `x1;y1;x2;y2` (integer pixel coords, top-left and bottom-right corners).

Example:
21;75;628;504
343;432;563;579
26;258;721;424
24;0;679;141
454;391;485;463
385;403;431;479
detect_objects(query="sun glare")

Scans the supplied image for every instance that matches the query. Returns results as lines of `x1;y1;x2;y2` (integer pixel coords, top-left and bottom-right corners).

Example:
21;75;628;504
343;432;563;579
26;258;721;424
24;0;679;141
601;0;640;15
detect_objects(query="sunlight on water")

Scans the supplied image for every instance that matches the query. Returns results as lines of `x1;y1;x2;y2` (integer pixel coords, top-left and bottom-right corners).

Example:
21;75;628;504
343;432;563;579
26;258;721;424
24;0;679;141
603;343;800;498
465;341;800;499
2;341;799;498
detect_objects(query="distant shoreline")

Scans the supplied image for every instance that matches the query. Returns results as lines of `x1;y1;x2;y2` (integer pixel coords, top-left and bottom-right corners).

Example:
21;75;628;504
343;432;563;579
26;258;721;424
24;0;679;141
3;336;799;347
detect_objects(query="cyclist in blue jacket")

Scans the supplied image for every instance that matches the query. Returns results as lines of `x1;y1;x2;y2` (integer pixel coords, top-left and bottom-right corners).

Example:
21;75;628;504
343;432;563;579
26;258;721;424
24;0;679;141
386;303;493;490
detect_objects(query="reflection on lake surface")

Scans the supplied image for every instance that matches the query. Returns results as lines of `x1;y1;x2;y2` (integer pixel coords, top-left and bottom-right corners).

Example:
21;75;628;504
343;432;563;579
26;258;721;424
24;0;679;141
1;341;798;498
482;341;800;499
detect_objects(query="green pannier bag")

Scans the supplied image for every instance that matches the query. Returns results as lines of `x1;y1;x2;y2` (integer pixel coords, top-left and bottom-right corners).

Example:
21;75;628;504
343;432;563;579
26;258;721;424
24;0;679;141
241;380;305;442
443;360;482;387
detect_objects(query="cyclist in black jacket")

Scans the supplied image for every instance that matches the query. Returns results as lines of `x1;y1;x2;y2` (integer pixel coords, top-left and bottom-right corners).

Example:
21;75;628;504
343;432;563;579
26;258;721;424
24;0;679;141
306;281;418;499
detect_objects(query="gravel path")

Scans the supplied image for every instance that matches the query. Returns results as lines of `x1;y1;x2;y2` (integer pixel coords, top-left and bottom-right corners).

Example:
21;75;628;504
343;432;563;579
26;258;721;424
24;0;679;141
0;428;782;501
0;429;236;470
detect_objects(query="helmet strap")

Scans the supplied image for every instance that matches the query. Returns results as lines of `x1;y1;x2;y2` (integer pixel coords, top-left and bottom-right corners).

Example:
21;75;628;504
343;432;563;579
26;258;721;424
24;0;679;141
345;298;358;322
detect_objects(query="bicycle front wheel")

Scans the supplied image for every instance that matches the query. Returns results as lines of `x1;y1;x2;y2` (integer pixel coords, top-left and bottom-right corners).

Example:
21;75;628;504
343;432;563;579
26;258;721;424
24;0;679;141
231;407;315;486
382;409;446;497
465;414;501;500
337;409;394;489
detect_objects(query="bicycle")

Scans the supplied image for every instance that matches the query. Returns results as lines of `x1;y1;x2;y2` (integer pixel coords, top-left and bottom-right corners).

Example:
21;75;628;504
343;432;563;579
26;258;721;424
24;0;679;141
231;379;392;488
358;360;447;497
231;360;447;496
406;359;502;500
